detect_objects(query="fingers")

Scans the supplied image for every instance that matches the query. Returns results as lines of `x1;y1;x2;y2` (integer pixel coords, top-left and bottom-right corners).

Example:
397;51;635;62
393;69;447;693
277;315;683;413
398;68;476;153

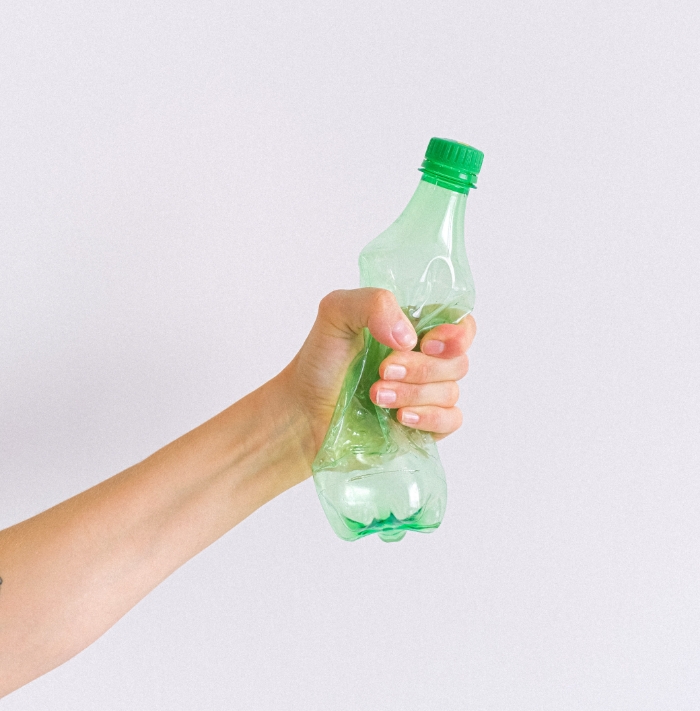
316;289;474;438
419;315;476;358
370;379;459;410
379;352;469;384
317;288;417;351
369;373;464;436
397;405;463;436
369;313;475;437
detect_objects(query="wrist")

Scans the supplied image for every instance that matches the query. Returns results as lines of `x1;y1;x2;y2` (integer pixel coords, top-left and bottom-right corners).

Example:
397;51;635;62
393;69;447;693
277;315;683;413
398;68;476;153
222;369;316;508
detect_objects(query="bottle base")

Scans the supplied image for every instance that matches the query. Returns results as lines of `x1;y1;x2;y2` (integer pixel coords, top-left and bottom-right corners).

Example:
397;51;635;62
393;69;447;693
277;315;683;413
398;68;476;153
332;505;442;542
315;463;447;542
379;530;407;542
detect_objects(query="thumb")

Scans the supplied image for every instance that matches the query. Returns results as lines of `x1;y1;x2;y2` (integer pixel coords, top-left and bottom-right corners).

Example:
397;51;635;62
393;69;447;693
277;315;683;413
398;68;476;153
317;288;417;351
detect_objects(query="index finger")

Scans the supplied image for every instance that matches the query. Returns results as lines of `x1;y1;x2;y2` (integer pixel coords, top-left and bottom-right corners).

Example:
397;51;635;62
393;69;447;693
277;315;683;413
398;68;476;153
420;314;476;358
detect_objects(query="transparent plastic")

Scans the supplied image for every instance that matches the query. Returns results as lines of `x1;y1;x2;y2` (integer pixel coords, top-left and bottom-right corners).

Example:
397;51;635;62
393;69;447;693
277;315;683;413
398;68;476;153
312;178;476;542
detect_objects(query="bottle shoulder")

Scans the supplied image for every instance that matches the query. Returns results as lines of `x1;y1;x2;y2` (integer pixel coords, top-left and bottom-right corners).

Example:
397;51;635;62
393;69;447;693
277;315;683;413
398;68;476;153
357;184;474;310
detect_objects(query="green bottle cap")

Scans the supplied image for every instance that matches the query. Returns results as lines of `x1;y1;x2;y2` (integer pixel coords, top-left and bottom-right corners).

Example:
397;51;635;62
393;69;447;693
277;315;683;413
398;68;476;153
419;137;484;193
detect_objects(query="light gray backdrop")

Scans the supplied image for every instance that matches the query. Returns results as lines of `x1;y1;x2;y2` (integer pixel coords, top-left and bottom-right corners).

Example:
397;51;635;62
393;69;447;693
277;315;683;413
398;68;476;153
1;1;699;709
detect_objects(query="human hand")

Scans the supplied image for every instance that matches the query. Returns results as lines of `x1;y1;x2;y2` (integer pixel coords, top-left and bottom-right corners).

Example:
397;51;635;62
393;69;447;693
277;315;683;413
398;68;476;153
0;289;474;697
282;288;475;465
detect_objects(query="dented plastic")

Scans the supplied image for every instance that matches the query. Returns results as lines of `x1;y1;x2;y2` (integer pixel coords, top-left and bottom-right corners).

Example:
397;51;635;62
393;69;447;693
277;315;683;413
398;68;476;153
312;139;484;542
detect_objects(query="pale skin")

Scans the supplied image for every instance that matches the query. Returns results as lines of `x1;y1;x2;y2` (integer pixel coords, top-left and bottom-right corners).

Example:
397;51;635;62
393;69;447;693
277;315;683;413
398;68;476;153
0;288;476;697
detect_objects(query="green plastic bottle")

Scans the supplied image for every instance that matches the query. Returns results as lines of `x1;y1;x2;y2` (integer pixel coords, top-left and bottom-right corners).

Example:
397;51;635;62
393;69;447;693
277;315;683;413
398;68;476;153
312;138;484;542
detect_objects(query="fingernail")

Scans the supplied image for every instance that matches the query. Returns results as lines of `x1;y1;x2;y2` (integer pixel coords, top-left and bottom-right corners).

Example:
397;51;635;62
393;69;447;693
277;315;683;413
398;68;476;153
423;340;445;355
392;320;417;349
401;410;420;425
376;389;397;406
383;364;407;381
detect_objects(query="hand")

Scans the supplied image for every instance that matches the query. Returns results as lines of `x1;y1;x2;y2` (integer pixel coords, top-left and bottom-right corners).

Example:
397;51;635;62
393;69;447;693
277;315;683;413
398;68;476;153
282;288;476;460
0;287;475;696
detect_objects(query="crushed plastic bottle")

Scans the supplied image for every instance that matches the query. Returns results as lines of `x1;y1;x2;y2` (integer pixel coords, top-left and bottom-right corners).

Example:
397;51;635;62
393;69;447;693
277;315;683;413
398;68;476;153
312;138;484;542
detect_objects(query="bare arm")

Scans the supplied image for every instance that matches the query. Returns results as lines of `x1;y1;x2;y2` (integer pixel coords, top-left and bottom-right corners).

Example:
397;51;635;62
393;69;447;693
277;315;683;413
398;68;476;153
0;375;313;695
0;288;475;697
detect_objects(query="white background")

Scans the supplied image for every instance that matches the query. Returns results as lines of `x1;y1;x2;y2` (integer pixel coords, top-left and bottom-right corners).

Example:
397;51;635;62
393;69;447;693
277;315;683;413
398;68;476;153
2;1;699;709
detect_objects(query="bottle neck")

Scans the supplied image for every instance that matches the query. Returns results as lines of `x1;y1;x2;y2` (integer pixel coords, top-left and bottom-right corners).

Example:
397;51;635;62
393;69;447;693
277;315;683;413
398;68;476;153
395;179;468;248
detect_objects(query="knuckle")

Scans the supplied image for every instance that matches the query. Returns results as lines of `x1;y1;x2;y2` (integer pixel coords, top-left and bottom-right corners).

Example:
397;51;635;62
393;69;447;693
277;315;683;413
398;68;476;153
404;382;421;403
416;359;433;383
456;331;469;353
370;288;394;313
456;354;470;379
427;408;443;432
446;382;460;407
318;290;343;315
390;382;409;405
452;407;463;431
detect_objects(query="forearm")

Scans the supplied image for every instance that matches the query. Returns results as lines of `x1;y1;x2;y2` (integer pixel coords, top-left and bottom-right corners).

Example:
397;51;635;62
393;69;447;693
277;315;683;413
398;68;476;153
0;371;312;697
